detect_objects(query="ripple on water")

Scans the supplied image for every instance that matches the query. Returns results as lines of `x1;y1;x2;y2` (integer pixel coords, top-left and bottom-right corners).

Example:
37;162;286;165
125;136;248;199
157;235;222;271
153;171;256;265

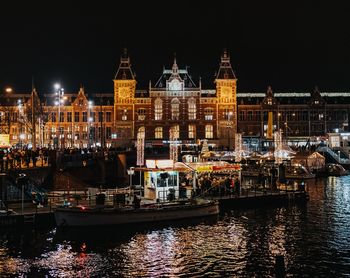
1;177;350;276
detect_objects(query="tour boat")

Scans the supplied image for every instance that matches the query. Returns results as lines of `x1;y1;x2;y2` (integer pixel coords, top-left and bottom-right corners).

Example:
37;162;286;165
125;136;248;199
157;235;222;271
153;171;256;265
54;198;219;227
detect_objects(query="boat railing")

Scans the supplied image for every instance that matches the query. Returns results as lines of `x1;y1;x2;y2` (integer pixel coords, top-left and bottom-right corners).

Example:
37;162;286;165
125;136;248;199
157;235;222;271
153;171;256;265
156;188;191;203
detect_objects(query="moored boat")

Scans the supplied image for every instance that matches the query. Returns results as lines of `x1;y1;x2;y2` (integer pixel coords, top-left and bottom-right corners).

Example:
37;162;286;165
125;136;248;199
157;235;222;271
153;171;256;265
325;163;349;176
54;198;219;227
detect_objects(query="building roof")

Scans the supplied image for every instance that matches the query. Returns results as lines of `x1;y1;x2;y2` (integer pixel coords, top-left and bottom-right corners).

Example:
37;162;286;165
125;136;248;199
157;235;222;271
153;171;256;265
153;57;197;89
114;48;135;80
215;50;236;80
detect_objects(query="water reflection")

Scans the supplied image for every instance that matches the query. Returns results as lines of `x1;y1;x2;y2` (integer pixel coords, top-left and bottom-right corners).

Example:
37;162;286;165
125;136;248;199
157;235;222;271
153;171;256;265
0;176;350;277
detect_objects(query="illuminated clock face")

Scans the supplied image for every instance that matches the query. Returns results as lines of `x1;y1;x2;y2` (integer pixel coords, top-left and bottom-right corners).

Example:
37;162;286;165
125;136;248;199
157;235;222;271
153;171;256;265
222;87;231;97
169;79;182;91
119;88;129;99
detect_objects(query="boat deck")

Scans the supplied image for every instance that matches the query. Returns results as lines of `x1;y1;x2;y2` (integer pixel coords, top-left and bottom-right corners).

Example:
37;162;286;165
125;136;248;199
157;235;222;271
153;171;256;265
206;190;308;208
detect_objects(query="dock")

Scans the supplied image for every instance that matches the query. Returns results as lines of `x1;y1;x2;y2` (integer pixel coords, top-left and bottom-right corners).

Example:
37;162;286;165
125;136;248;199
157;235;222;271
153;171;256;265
207;190;309;209
1;190;309;227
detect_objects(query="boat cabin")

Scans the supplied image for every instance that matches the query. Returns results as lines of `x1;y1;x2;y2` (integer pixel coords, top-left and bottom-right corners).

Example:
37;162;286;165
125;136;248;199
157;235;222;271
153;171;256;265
141;160;194;202
137;160;241;202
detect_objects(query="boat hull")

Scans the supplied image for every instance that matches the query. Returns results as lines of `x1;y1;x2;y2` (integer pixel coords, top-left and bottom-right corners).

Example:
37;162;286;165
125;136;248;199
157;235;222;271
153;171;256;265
54;201;219;227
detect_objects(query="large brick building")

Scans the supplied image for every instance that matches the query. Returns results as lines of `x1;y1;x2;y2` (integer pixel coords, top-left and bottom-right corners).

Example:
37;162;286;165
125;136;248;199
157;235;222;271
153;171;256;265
1;50;349;150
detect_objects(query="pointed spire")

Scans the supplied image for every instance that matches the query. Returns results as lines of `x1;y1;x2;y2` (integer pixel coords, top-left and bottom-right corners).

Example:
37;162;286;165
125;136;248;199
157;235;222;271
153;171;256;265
215;49;236;80
172;53;178;74
312;85;322;98
31;76;35;91
79;86;85;95
266;85;273;97
310;85;324;105
114;48;135;80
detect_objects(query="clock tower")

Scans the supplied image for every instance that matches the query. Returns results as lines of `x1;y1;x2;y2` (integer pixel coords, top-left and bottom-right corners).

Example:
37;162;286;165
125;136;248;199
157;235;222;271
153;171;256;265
215;50;237;150
113;49;136;143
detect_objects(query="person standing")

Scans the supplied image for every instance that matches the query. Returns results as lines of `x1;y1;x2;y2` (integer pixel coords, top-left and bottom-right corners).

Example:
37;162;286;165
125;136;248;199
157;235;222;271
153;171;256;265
234;176;241;196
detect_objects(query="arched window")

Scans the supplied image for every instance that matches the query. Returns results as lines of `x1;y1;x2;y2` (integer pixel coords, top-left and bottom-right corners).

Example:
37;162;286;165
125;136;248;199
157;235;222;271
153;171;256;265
155;127;163;139
170;125;180;139
155;98;162;120
138;126;145;133
188;98;196;120
171;98;180;120
205;125;213;138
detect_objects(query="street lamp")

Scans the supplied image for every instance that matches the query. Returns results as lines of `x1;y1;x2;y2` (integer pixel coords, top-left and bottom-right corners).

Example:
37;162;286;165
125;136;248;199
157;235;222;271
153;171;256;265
277;112;281;131
127;167;135;188
17;99;24;148
54;83;64;149
227;111;233;150
88;100;93;148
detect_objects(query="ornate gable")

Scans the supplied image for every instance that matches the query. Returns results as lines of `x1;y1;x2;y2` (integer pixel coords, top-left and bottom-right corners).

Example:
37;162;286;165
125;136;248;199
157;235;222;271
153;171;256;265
73;87;88;108
262;86;278;108
309;86;325;106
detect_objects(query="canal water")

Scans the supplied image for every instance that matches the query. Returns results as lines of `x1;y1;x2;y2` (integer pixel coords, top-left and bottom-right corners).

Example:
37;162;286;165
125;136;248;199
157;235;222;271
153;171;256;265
1;176;350;277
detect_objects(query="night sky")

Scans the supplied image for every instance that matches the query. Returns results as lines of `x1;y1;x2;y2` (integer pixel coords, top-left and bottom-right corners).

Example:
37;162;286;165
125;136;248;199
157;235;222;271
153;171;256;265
1;2;349;94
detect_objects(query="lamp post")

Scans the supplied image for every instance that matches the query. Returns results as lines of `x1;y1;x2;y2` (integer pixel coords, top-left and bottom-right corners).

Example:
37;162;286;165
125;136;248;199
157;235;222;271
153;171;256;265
54;83;64;149
30;89;36;151
284;113;295;145
278;112;281;132
285;115;288;143
127;167;135;188
17;99;24;148
227;111;233;150
88;100;93;148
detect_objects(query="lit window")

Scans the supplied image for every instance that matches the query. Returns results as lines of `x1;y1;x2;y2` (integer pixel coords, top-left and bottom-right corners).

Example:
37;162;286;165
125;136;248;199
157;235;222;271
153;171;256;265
204;108;214;120
155;127;163;139
170;125;180;139
205;125;213;139
188;124;196;139
171;98;180;120
155;98;162;120
188;98;196;120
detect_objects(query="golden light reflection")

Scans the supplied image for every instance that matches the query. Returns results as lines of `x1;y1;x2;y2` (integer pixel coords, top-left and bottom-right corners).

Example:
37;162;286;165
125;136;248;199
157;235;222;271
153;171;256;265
0;254;31;275
114;219;250;277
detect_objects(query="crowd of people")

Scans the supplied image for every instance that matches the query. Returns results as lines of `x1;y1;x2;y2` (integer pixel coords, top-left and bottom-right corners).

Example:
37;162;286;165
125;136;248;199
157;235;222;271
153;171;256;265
0;146;130;173
0;148;50;172
196;173;241;197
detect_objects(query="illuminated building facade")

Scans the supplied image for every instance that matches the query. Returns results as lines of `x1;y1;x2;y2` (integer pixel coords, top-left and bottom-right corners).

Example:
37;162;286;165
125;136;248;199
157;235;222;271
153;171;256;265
1;50;350;150
113;49;237;149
